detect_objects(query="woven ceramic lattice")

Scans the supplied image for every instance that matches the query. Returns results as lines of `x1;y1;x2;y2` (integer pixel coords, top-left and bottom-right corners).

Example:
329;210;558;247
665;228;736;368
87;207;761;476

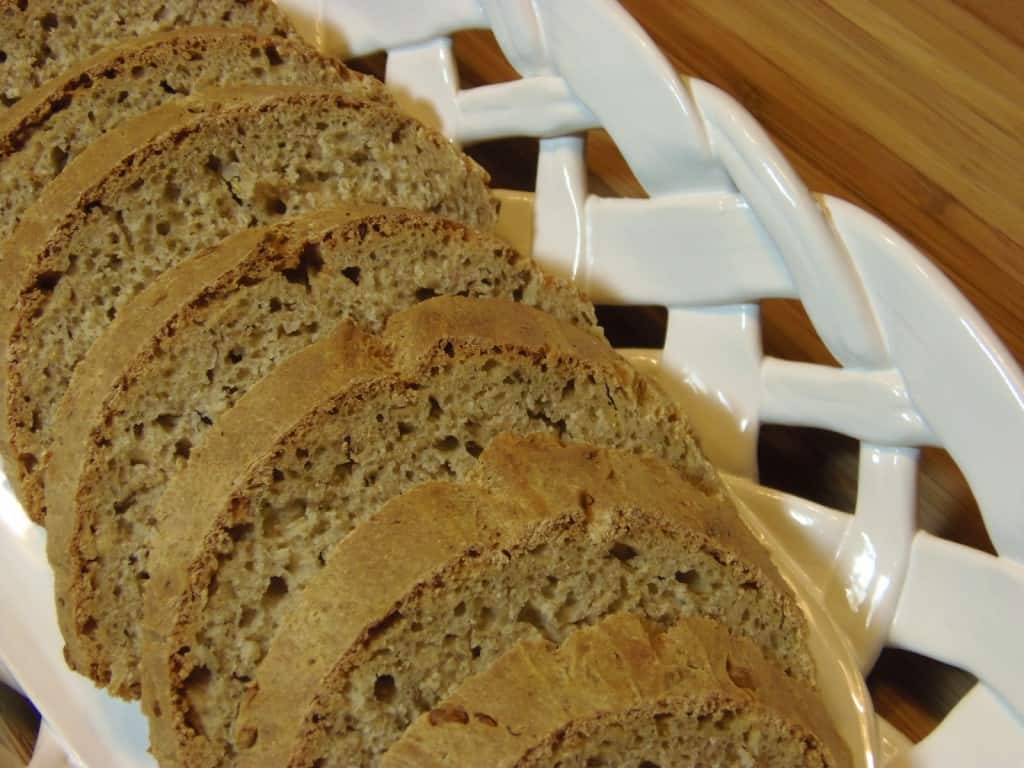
306;0;1024;765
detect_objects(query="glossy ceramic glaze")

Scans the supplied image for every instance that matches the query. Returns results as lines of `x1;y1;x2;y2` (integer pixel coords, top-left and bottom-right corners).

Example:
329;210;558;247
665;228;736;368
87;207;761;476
3;0;1021;765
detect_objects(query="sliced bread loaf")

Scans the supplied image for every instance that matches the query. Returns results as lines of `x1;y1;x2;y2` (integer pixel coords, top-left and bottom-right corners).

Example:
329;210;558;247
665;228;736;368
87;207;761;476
234;432;813;768
0;0;292;110
45;205;596;697
0;26;388;243
139;296;716;767
1;86;495;518
383;613;850;768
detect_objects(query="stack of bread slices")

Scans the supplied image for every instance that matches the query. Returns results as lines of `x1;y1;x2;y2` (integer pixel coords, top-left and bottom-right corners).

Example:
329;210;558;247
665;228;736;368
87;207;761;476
0;3;853;766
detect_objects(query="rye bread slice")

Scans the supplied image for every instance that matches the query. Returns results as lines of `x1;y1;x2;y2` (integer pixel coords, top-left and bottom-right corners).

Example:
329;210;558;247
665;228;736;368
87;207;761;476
0;0;292;110
235;433;814;768
1;86;495;518
383;613;850;768
0;26;388;243
139;296;715;767
46;205;595;697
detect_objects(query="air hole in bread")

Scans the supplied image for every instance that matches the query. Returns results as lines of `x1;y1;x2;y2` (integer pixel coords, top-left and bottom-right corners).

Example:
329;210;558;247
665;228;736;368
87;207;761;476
113;495;135;514
282;244;323;288
526;408;567;438
183;664;212;692
261;576;288;609
174;438;191;460
19;452;37;473
373;674;396;703
675;569;698;587
32;269;61;293
50;145;68;173
415;286;439;301
609;542;638;563
515;602;554;641
434;435;459;453
265;196;287;216
264;45;284;66
155;413;179;431
714;710;737;731
341;266;361;285
427;396;443;420
226;523;251;543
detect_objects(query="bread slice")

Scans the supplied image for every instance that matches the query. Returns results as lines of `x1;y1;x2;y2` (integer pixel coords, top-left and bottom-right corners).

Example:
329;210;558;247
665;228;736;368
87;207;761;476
45;205;596;697
0;0;293;110
1;86;495;518
138;296;717;767
383;613;850;768
0;26;389;244
234;432;814;768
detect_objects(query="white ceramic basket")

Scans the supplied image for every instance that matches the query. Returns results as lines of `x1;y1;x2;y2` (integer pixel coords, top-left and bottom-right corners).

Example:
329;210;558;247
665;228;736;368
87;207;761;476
2;1;1022;765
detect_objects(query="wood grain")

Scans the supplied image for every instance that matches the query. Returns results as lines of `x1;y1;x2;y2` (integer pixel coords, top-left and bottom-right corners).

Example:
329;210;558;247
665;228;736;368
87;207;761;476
0;684;36;767
450;0;1023;745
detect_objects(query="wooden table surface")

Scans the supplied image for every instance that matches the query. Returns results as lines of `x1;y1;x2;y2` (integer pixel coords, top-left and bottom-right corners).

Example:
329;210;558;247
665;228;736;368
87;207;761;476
3;0;1022;763
446;0;1024;747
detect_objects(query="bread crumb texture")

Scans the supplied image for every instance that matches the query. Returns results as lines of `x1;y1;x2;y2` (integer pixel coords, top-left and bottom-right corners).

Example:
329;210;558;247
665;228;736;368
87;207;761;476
49;208;593;700
4;87;494;521
383;613;850;768
0;0;293;109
